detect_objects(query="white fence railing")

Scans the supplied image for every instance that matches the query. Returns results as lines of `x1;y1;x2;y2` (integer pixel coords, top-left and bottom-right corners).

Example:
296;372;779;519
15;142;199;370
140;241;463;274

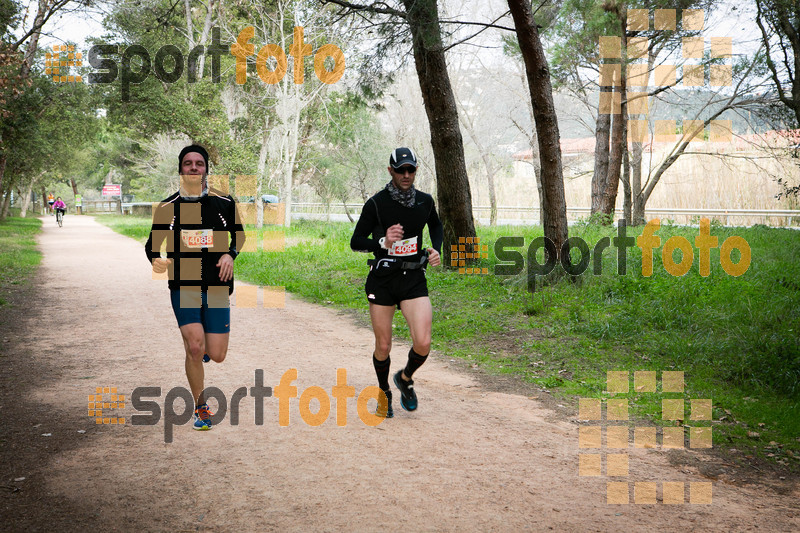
117;201;800;227
291;203;800;227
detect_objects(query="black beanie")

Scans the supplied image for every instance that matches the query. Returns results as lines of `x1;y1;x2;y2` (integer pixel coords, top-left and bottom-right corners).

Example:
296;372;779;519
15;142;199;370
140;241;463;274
178;144;209;174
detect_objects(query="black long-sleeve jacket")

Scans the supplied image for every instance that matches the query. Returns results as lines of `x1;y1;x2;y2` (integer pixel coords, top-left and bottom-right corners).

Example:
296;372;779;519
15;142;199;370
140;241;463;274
144;190;245;294
350;188;443;261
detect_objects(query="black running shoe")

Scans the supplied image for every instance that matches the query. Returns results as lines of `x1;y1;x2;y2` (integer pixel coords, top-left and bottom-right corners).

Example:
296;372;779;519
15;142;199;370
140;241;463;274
393;370;418;411
377;388;394;418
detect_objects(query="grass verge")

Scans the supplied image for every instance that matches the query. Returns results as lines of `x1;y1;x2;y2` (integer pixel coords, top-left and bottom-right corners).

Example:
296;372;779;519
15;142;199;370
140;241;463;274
0;217;43;306
99;215;800;469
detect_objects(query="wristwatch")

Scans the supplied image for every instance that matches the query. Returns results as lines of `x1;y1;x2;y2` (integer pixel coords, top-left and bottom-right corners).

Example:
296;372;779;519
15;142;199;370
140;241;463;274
379;237;389;250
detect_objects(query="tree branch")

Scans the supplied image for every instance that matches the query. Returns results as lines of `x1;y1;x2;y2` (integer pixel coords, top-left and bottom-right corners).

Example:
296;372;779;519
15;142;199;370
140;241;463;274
320;0;405;18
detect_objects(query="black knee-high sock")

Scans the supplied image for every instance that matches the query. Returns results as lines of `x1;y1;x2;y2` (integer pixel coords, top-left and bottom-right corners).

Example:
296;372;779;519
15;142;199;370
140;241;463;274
373;354;391;390
404;348;428;379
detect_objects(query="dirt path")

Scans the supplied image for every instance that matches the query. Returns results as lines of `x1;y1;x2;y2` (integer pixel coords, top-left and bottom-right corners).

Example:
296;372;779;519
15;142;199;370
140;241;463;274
1;215;798;532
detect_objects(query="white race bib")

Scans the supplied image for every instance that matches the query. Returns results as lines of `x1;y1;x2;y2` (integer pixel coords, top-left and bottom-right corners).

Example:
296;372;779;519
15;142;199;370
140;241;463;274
389;236;418;257
181;229;214;249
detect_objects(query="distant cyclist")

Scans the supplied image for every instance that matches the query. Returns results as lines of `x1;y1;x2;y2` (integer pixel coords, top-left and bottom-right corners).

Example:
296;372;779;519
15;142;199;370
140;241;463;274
52;197;66;223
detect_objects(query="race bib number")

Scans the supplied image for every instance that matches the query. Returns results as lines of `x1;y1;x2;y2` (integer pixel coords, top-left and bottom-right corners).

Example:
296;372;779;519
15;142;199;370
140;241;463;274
181;229;214;249
389;236;418;257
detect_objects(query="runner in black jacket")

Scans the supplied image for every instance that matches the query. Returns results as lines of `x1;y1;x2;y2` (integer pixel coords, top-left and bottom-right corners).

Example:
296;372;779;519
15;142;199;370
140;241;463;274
350;147;443;418
145;145;245;431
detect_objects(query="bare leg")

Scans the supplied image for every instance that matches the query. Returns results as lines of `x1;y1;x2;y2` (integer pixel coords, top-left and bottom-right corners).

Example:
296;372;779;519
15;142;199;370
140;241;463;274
205;332;230;363
369;303;396;360
179;323;206;404
398;296;433;381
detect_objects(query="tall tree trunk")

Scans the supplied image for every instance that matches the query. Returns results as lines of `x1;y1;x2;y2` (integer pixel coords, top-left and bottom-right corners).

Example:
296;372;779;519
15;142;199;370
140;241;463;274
0;183;6;222
40;185;46;215
0;181;13;218
401;0;476;261
256;118;270;229
20;179;35;217
20;0;48;78
592;87;611;214
631;142;645;225
0;154;6;196
70;178;78;196
519;74;545;227
603;72;626;216
282;92;302;227
602;12;627;218
507;0;569;257
621;139;631;224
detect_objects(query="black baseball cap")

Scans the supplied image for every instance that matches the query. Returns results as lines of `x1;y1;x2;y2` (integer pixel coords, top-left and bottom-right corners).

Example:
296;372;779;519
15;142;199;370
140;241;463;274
389;147;418;169
178;144;209;173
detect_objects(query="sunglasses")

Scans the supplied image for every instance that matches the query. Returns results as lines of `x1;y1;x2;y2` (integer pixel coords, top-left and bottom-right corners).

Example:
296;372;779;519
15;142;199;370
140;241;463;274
394;166;417;174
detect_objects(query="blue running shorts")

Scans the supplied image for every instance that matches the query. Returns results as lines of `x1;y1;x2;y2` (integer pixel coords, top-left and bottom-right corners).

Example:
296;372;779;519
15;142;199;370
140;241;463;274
170;288;230;334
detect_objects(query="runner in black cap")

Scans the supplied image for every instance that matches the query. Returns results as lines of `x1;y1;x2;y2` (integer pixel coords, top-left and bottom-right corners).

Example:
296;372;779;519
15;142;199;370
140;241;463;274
350;147;443;417
145;144;245;431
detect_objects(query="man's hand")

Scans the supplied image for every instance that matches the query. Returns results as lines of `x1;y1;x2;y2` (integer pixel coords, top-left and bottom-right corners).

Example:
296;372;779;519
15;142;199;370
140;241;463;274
152;258;172;273
385;224;404;248
218;254;234;282
427;248;441;267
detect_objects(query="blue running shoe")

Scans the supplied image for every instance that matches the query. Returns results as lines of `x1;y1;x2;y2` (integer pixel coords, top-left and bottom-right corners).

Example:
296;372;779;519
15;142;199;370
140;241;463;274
393;370;418;411
203;354;210;363
193;404;213;430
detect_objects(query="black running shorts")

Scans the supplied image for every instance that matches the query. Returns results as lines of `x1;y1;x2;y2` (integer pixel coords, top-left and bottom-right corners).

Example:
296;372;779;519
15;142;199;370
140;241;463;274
365;269;428;308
